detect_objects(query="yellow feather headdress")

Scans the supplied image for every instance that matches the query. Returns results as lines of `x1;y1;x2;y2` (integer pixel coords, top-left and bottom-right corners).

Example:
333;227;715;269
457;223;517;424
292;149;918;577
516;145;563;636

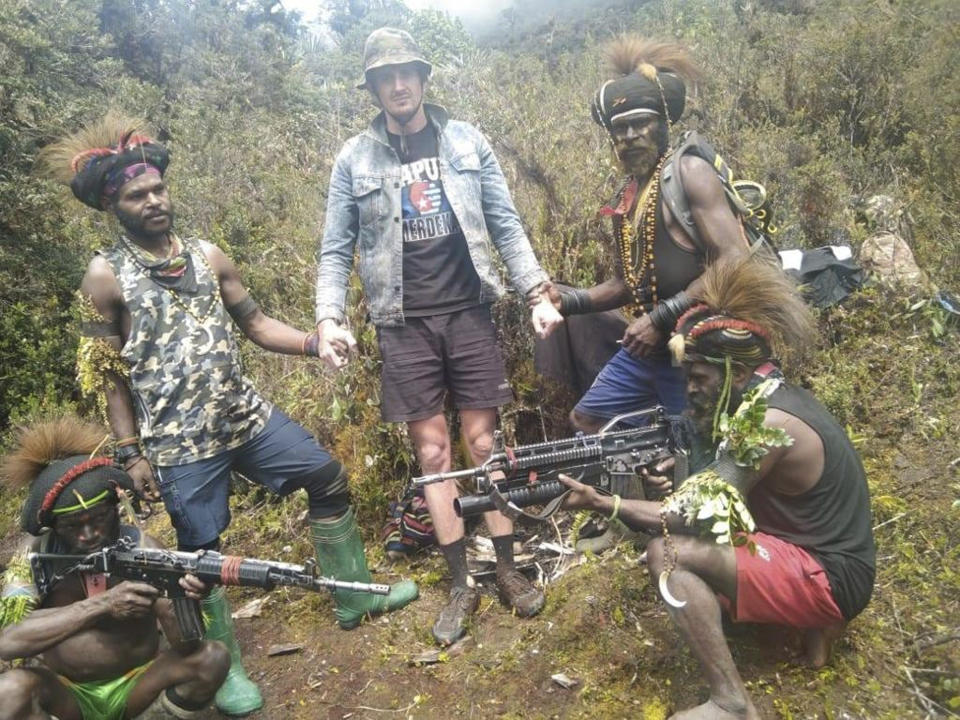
1;416;109;490
670;256;817;367
37;111;168;210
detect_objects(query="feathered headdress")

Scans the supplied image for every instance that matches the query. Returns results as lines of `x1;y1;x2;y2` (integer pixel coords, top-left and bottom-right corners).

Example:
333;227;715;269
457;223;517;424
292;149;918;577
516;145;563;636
37;111;169;210
669;255;817;367
1;416;134;535
592;36;700;132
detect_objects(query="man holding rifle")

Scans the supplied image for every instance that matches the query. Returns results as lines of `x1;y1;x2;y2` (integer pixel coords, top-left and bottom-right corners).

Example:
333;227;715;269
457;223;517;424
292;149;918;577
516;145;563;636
0;416;229;720
560;258;875;719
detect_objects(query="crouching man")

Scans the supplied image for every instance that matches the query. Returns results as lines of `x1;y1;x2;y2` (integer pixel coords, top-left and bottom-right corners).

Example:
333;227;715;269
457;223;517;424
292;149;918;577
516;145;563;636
561;258;875;719
0;417;229;719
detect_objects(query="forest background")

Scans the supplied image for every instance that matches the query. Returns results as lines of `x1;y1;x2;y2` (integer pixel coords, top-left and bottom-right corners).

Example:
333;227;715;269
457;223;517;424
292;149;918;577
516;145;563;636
0;0;958;717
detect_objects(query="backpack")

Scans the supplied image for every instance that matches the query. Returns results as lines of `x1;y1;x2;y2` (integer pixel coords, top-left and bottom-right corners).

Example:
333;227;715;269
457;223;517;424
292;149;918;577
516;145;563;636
660;131;779;257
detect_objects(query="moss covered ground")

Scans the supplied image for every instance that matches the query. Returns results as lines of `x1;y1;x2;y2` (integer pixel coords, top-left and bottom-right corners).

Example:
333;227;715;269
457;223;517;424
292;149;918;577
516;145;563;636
4;285;953;719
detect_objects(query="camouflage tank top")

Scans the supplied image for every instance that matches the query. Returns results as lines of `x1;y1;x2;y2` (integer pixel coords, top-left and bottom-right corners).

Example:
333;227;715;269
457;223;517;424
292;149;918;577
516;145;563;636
101;236;271;466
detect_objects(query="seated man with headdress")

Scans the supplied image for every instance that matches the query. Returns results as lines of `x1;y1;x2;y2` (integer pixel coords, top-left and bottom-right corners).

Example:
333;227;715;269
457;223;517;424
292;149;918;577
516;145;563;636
560;257;875;719
0;416;230;720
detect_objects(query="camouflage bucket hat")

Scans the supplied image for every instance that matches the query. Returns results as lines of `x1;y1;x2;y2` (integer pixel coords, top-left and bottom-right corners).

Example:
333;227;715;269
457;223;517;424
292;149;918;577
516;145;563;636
356;27;432;89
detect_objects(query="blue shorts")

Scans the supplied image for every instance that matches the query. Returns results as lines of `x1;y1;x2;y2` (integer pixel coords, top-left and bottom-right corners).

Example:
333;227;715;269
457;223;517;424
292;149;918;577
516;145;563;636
574;348;686;424
155;409;333;546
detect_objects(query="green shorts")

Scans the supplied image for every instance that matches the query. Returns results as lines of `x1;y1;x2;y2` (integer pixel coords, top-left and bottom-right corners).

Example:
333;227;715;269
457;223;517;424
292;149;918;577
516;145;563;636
60;661;151;720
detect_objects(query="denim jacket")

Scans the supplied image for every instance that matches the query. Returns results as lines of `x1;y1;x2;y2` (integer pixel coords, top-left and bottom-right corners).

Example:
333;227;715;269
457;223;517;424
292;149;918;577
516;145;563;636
315;104;548;327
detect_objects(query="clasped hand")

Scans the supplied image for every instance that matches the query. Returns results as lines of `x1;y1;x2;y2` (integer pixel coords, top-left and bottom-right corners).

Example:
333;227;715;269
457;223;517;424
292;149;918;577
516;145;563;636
317;319;357;370
527;281;564;339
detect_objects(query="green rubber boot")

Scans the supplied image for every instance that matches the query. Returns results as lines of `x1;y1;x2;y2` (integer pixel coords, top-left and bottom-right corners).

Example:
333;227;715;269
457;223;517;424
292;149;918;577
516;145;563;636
202;586;264;716
310;508;419;630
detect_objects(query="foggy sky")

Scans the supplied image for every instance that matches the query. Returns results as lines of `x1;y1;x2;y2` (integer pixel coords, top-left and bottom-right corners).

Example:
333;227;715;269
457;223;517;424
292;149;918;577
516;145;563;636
282;0;516;32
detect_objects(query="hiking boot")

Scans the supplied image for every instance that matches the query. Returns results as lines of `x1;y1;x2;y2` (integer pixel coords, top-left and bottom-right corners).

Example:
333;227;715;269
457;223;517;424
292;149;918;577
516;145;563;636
432;586;480;646
496;568;545;618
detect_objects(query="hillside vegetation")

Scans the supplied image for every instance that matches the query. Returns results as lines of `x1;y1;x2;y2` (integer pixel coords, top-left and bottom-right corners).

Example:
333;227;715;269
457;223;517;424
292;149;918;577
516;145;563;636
0;0;957;717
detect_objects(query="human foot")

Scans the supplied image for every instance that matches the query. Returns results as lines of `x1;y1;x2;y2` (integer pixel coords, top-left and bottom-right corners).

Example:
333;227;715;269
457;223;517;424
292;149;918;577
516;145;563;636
669;697;760;720
803;621;847;668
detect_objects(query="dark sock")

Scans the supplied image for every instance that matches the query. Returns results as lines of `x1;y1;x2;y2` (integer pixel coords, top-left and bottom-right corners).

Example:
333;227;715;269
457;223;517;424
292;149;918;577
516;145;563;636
439;538;469;589
491;534;515;572
165;686;208;712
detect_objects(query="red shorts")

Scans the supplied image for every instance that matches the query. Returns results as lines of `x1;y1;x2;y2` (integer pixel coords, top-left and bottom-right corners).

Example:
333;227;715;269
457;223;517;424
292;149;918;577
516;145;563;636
720;532;844;629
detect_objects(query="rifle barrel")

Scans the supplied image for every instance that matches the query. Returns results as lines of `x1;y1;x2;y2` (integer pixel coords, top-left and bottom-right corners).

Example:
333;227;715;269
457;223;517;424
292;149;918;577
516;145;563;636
411;466;478;487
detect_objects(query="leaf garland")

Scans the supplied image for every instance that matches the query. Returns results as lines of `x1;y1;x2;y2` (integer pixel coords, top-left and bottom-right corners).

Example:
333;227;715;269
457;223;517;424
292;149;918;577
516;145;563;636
663;379;793;547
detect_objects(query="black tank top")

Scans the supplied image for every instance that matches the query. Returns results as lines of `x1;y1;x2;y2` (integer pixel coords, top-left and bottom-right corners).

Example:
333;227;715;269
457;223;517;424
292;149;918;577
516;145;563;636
749;385;876;620
652;199;704;301
614;197;704;324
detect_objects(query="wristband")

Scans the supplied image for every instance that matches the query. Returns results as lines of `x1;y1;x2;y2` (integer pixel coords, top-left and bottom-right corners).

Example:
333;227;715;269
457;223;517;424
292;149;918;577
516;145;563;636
649;291;694;333
115;443;142;465
608;494;622;522
115;436;139;447
559;288;595;317
302;331;320;357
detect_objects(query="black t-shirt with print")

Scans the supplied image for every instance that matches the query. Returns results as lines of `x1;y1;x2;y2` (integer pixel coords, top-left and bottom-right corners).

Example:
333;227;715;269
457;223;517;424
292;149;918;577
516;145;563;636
388;125;481;316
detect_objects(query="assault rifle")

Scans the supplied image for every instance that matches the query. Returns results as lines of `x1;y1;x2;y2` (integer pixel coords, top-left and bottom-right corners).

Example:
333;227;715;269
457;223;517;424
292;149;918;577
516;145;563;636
29;537;390;641
412;407;688;521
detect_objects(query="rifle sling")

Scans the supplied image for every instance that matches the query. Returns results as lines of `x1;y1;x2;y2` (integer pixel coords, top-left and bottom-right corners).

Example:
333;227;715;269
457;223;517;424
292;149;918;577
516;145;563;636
487;484;573;522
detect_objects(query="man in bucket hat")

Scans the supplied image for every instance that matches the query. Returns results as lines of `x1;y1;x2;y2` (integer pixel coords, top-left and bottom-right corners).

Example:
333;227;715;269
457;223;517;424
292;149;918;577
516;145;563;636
316;27;563;646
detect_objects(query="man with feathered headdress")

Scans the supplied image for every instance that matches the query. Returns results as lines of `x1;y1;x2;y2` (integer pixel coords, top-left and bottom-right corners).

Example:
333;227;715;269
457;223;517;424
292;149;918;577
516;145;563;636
0;416;230;719
39;112;418;715
560;257;875;719
543;37;748;435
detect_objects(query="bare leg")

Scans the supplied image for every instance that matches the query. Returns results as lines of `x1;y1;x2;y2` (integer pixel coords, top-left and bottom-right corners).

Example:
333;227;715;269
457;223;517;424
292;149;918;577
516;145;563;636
0;667;81;720
408;413;463;545
646;535;760;720
803;622;847;668
125;640;230;716
459;408;512;538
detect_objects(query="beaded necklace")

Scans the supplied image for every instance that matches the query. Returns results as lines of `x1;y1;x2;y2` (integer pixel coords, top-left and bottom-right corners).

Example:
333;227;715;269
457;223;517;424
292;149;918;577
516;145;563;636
616;155;666;318
121;235;220;325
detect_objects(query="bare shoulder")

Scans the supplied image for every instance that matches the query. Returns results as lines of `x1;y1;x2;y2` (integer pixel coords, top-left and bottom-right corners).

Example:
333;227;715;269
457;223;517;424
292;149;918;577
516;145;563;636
765;406;822;457
79;256;123;316
678;154;722;198
82;255;118;286
197;240;234;273
197;239;224;260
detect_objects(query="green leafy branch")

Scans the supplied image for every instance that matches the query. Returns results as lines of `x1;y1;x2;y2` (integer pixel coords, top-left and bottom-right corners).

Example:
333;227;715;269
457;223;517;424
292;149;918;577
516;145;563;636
663;469;755;546
718;381;793;469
